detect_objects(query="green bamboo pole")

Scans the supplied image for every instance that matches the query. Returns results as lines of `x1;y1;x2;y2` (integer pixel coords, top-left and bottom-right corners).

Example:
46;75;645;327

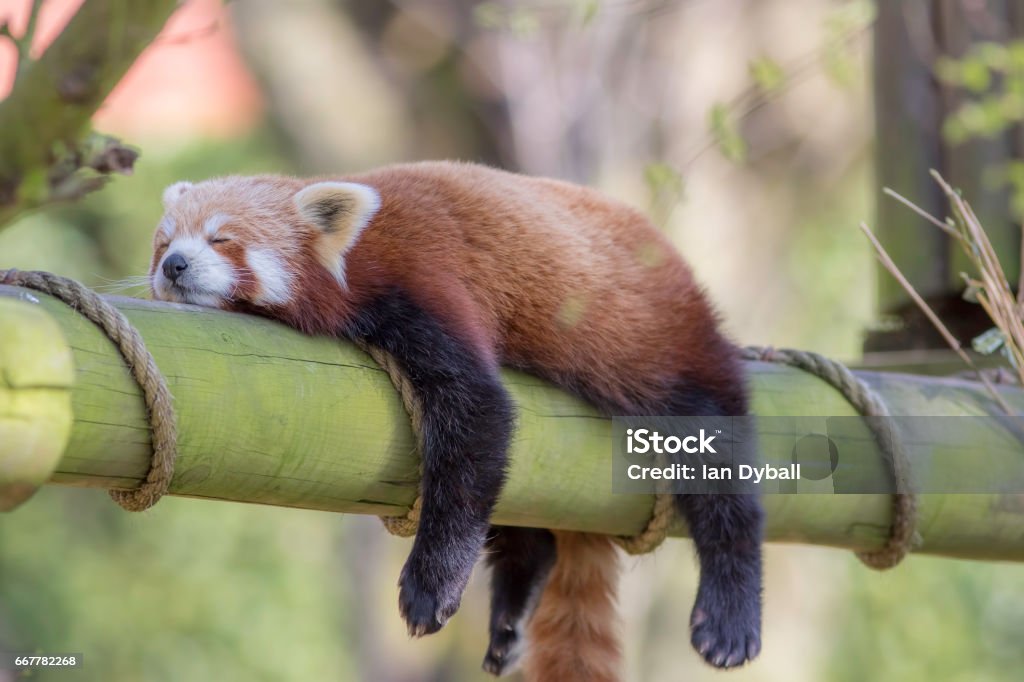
0;296;73;511
2;284;1023;562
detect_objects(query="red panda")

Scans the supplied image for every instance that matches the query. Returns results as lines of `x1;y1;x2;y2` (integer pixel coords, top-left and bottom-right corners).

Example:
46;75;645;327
149;161;763;680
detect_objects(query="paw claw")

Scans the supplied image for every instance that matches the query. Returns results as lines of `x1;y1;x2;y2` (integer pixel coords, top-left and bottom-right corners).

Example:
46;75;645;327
483;618;523;676
689;585;761;669
397;561;464;638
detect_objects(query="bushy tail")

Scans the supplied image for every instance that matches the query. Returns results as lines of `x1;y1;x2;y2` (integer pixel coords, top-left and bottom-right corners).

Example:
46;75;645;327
522;531;623;682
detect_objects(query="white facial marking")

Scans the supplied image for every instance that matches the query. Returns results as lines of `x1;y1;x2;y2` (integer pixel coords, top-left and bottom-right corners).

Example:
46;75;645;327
157;217;176;241
247;248;293;305
152;235;235;306
203;213;232;238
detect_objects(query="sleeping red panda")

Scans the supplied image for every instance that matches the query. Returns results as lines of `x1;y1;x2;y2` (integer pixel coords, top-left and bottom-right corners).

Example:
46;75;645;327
148;161;763;681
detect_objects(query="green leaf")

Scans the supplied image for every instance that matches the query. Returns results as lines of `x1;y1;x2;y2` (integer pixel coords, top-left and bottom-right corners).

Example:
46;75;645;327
749;57;785;93
643;162;683;197
976;42;1008;70
824;0;876;35
709;104;747;163
823;42;856;88
962;281;981;304
960;57;992;94
1008;41;1024;75
972;327;1006;355
942;117;969;145
577;0;600;26
509;9;539;38
473;2;504;30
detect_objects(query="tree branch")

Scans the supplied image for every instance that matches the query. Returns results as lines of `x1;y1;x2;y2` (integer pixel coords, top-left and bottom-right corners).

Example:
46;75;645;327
0;0;179;227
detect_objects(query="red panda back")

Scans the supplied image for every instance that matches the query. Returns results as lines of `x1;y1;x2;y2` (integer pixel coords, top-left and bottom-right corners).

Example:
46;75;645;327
341;161;736;412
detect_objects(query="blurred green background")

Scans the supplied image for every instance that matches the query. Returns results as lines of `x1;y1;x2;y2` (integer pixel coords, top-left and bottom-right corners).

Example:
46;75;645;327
1;1;1022;681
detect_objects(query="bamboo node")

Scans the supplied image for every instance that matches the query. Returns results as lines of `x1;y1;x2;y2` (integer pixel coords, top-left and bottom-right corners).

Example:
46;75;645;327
0;269;177;512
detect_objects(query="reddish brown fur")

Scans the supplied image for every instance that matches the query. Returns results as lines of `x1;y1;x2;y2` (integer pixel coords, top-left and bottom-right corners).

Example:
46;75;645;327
343;163;739;409
524;532;623;682
151;161;743;682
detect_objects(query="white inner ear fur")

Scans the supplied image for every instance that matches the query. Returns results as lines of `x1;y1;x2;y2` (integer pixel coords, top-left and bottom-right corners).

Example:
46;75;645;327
294;181;380;287
163;181;194;207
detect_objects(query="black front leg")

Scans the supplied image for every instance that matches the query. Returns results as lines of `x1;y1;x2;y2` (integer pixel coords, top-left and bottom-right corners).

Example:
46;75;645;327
676;493;763;668
346;291;514;637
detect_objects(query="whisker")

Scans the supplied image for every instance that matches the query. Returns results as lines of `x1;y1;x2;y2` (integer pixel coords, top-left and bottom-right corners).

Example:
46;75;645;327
94;275;153;293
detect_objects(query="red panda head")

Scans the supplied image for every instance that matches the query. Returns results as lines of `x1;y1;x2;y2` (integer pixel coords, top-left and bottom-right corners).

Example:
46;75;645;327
149;175;380;312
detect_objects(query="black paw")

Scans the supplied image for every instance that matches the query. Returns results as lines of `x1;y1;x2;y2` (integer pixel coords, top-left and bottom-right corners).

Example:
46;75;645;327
690;590;761;669
397;559;466;638
482;621;523;676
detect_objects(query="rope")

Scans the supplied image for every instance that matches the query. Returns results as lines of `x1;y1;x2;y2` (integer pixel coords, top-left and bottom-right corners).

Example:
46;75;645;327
351;338;674;550
612;490;676;555
610;346;920;564
0;270;916;566
352;339;423;537
0;269;177;511
741;345;918;569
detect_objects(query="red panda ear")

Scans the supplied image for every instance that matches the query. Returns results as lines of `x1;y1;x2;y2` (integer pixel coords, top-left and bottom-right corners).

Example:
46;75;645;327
163;181;193;207
294;182;380;285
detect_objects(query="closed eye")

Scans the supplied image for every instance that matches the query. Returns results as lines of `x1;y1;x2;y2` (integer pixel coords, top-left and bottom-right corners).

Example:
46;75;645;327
210;236;231;245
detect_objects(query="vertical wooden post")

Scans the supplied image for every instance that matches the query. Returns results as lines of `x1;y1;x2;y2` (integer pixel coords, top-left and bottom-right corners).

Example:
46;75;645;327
873;0;946;316
868;0;1022;359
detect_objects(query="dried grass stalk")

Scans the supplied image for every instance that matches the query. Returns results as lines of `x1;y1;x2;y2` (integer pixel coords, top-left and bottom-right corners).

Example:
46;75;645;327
862;171;1019;415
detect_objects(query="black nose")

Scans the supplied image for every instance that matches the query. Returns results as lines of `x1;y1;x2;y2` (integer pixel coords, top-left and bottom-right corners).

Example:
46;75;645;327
162;253;189;282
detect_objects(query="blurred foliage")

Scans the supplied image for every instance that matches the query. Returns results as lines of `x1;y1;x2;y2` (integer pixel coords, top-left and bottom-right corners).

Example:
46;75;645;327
1;488;355;682
472;2;540;37
828;556;1024;682
709;104;748;163
821;0;875;87
749;57;785;94
643;162;685;229
708;0;872;166
937;41;1024;143
937;40;1024;218
1;1;1023;681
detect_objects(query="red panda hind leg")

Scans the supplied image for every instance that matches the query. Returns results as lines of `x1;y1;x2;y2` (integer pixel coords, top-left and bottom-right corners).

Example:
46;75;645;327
522;531;623;682
483;526;557;676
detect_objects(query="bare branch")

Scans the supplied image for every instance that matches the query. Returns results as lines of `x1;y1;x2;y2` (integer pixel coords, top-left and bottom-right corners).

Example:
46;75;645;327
0;0;179;228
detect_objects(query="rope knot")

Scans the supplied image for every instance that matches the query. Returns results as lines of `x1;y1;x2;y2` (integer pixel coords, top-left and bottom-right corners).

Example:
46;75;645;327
0;269;178;512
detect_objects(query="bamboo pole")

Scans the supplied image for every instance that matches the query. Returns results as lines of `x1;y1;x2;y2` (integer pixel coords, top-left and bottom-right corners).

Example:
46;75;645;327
0;296;73;511
2;285;1023;562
